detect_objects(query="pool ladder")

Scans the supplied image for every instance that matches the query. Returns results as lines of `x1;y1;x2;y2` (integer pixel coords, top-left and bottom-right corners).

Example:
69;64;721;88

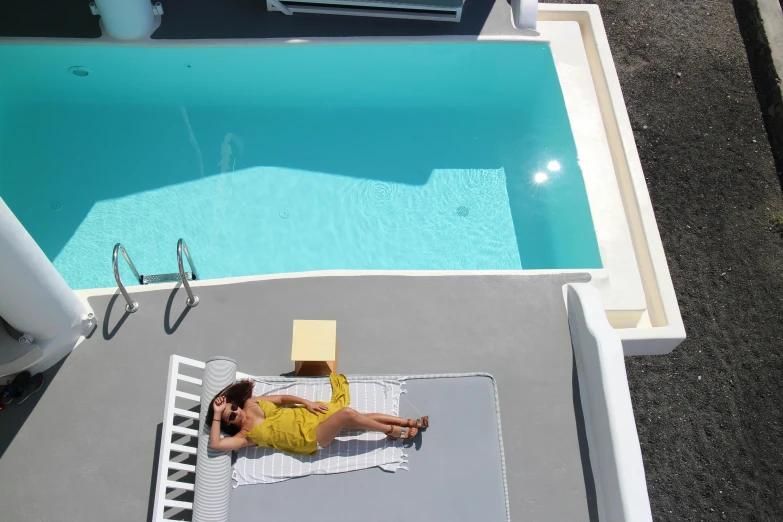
112;239;200;313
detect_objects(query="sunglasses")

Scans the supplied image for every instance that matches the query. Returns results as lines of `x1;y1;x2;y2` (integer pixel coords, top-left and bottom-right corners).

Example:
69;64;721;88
227;404;239;423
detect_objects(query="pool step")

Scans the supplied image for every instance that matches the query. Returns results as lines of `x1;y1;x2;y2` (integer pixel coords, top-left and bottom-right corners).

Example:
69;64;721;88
140;272;194;285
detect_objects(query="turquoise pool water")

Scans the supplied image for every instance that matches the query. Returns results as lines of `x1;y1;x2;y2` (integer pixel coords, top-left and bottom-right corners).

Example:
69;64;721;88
0;42;600;290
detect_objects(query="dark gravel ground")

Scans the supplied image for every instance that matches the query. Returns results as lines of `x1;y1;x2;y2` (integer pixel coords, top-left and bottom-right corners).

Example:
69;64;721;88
550;0;783;520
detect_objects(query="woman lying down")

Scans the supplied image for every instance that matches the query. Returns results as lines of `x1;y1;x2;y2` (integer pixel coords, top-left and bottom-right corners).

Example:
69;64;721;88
208;374;429;455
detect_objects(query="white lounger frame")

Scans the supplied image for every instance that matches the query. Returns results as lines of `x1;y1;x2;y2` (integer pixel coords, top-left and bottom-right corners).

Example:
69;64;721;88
151;355;514;521
152;355;250;522
267;0;462;22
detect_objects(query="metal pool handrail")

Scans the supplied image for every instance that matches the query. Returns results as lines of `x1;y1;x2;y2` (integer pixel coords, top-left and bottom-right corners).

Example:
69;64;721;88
112;243;141;313
177;239;199;308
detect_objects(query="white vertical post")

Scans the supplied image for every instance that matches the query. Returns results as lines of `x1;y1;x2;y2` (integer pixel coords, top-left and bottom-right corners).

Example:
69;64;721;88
0;198;88;342
511;0;538;30
94;0;156;40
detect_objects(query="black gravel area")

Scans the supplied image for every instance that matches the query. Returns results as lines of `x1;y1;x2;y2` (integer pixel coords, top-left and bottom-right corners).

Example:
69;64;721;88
550;0;783;520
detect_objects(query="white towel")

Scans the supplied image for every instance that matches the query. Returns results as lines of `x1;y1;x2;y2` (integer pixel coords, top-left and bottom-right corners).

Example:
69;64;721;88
232;377;407;486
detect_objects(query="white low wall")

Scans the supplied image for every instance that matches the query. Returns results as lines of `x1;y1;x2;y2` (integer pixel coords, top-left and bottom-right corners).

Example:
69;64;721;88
567;283;652;522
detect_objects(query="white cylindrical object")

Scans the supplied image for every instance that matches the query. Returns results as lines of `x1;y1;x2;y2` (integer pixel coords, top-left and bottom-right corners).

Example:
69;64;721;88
0;198;88;341
94;0;156;40
511;0;538;30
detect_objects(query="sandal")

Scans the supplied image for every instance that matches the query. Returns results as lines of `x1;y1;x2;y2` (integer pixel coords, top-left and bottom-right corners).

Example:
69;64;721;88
408;416;429;429
387;425;418;440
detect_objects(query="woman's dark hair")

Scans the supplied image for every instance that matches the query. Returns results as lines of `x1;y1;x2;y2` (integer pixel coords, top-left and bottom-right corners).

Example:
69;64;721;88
205;379;254;436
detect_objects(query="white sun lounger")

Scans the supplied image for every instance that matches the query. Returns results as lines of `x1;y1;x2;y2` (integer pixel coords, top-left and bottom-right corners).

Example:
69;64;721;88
152;354;509;522
266;0;464;23
265;0;540;26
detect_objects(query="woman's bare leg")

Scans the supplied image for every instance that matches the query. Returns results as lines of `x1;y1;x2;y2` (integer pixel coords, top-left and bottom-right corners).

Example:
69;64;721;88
366;413;417;427
368;414;428;429
315;408;418;447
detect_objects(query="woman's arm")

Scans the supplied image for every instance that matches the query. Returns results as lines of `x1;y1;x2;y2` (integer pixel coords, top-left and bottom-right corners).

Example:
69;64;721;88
209;395;253;451
209;419;252;451
256;395;328;414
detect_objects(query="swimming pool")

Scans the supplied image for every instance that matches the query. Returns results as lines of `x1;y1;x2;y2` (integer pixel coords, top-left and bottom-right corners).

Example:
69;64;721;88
0;42;600;290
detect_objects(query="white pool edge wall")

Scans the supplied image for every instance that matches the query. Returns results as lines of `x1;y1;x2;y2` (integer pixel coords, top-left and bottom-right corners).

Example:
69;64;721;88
566;283;653;522
0;4;684;376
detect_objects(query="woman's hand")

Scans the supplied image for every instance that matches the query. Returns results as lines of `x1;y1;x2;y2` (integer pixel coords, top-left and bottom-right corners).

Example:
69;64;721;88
213;395;228;415
305;400;329;415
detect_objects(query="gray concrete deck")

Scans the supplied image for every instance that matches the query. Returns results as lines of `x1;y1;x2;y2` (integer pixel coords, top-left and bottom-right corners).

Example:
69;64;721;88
0;274;596;521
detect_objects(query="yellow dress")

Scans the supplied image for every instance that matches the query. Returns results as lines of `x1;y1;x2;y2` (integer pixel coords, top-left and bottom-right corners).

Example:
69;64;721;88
246;373;350;455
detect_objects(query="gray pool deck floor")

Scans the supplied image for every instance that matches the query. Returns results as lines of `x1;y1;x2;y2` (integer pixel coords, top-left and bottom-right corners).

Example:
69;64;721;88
0;274;597;521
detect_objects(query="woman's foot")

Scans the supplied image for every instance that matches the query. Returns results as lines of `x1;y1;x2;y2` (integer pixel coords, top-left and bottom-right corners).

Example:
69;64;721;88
411;415;430;430
406;416;429;429
387;425;418;440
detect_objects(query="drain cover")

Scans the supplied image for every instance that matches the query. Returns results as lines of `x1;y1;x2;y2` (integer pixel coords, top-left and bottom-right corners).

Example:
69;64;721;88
67;66;90;77
279;210;290;219
456;206;469;217
51;201;62;211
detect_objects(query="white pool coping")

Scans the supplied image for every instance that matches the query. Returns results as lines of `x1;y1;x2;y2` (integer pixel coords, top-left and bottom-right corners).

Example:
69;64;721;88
1;4;685;356
541;5;685;354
